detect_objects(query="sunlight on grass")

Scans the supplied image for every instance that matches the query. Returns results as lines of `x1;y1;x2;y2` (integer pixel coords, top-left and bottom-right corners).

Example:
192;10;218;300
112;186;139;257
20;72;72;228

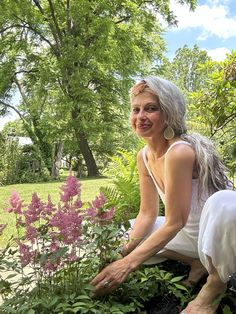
0;177;112;247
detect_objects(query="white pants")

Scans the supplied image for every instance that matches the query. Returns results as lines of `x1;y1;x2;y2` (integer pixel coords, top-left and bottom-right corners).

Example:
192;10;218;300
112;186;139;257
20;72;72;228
129;190;236;282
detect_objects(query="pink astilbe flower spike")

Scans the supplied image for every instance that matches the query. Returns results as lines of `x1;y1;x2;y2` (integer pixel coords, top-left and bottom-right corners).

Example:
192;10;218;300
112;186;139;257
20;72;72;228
86;206;97;219
18;242;34;267
50;241;60;253
73;197;83;209
25;225;38;243
60;176;81;203
42;195;56;217
100;207;115;221
50;209;82;245
43;260;59;273
5;190;23;214
92;193;106;209
24;193;44;225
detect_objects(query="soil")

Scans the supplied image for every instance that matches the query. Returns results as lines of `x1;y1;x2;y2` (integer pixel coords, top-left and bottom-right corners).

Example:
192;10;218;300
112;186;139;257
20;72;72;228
142;260;236;314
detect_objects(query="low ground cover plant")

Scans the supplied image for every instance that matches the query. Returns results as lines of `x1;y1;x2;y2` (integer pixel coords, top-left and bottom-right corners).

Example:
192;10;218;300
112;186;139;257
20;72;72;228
0;175;189;313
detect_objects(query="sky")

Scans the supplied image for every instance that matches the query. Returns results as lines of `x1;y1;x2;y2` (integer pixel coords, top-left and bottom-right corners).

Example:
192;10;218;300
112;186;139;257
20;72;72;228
163;0;236;61
1;0;236;130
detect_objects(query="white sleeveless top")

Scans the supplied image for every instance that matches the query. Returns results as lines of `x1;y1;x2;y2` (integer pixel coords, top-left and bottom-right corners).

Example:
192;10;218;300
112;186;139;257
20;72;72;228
142;141;210;240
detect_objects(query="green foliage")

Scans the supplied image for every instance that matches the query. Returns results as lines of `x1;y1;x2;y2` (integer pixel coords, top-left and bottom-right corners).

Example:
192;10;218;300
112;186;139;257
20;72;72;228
0;133;50;185
101;147;165;226
0;0;197;176
0;134;21;185
14;144;50;184
156;45;235;178
189;51;236;176
101;150;140;225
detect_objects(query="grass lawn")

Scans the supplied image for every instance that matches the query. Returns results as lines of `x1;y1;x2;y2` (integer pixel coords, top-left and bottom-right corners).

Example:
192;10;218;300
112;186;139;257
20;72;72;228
0;176;112;247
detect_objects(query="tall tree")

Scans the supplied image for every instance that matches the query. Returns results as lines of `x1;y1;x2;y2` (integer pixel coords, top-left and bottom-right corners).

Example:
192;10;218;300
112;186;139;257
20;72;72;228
0;0;197;176
155;44;212;95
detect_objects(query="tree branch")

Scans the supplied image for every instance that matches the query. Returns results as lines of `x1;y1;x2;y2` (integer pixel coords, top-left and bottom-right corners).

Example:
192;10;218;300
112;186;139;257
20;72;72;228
31;1;62;57
48;0;63;44
211;113;236;137
0;100;24;120
2;21;59;56
115;14;132;24
32;0;44;15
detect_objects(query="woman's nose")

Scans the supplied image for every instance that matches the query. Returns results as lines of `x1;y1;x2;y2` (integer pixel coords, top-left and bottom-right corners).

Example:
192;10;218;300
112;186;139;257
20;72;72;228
138;109;147;118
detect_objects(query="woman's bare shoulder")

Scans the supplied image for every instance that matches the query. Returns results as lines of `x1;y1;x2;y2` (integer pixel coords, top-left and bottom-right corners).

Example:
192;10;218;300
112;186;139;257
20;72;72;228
165;142;195;165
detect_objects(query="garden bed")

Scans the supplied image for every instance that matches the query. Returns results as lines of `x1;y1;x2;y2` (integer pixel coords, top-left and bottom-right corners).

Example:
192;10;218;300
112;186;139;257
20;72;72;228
142;260;236;314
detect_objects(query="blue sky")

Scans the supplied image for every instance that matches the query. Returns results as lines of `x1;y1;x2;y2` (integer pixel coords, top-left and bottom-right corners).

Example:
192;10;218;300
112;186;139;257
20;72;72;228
163;0;236;61
1;0;236;130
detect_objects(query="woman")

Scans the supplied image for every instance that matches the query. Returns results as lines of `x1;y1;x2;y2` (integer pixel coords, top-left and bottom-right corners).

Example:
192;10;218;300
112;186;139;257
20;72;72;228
91;76;236;314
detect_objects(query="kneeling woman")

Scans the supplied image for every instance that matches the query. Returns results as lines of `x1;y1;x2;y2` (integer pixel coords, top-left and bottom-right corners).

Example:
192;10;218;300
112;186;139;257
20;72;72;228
91;76;236;314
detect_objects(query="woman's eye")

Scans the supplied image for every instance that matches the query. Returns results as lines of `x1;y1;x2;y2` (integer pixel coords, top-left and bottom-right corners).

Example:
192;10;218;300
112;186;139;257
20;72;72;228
132;107;140;113
146;105;158;112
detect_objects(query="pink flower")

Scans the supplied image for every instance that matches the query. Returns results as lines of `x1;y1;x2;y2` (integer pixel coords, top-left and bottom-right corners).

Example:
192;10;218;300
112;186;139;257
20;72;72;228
100;207;115;220
92;193;106;209
60;176;81;203
73;198;83;209
50;241;60;253
18;242;33;267
43;260;59;273
25;225;38;243
5;190;23;214
86;206;97;218
0;224;7;235
24;193;44;224
50;210;82;245
43;195;56;216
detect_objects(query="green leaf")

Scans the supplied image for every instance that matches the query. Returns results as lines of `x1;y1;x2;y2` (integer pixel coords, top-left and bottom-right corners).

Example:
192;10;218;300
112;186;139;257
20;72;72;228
170;275;184;283
174;283;189;291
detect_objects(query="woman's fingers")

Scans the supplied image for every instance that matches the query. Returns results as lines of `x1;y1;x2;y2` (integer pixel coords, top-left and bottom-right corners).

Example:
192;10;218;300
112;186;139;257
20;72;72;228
90;269;106;286
90;257;132;297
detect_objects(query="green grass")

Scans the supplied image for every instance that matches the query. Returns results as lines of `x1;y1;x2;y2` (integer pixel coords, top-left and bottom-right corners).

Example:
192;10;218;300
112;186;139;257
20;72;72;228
0;176;112;247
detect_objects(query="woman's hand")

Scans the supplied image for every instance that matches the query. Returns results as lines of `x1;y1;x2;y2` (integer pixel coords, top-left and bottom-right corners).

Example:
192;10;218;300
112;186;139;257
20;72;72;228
90;257;133;297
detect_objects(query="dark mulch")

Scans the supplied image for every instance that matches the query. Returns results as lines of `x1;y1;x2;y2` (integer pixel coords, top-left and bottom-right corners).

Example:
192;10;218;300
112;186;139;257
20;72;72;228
142;260;236;314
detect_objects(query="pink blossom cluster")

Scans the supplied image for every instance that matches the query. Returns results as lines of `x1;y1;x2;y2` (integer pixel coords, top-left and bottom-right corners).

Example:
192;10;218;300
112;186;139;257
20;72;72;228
50;209;82;245
4;176;116;273
87;193;115;222
6;190;23;214
60;176;81;203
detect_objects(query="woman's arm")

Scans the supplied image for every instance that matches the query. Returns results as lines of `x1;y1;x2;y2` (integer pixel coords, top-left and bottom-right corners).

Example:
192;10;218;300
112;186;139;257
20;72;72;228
121;150;159;255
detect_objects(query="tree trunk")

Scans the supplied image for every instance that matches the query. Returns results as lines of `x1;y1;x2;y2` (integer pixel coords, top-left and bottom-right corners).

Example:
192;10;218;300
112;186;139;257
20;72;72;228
51;141;64;179
32;119;53;173
75;129;99;177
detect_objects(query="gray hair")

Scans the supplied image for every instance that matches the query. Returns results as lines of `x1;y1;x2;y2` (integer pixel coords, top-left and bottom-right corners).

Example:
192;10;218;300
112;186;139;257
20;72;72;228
132;76;230;194
144;76;187;136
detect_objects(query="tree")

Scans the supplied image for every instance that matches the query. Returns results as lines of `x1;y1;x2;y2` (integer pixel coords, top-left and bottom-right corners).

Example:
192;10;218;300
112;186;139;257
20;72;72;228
0;0;197;176
189;51;236;175
155;44;212;95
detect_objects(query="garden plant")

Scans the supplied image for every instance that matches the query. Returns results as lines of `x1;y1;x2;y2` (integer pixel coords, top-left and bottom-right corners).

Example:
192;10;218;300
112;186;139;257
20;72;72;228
0;175;190;314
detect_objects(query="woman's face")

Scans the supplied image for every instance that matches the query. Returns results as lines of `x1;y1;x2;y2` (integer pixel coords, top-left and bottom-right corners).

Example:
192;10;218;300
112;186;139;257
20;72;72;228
130;90;166;139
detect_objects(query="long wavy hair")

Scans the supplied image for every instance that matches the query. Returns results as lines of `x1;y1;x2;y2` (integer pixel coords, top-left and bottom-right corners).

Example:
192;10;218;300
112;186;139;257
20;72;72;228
130;76;230;195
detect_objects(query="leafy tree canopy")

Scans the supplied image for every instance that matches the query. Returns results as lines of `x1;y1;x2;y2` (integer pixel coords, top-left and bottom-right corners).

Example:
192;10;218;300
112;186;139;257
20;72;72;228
0;0;197;176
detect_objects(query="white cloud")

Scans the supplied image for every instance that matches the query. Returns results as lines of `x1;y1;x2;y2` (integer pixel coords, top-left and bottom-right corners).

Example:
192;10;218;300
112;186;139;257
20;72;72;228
168;1;236;40
204;47;230;61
